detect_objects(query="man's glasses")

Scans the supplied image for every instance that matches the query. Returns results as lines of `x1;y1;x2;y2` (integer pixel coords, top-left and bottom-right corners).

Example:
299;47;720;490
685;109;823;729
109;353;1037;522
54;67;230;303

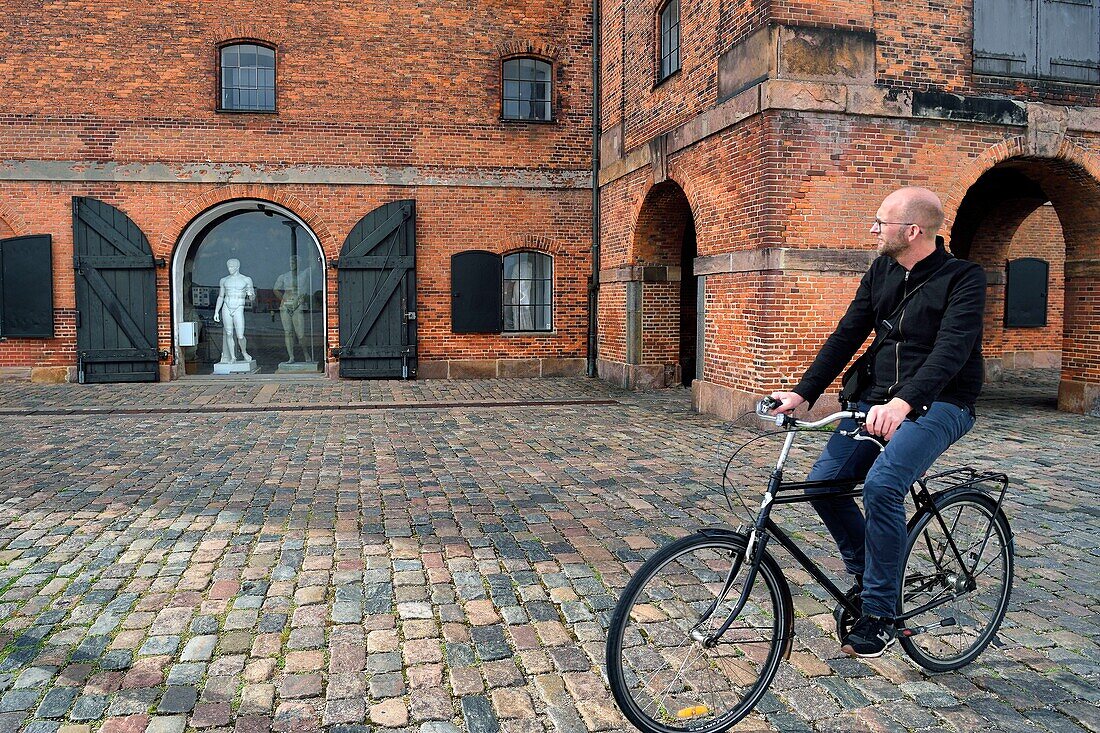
872;219;921;231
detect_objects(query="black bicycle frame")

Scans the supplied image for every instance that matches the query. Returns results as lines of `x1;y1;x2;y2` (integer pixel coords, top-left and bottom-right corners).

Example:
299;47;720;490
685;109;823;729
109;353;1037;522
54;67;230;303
700;463;1008;644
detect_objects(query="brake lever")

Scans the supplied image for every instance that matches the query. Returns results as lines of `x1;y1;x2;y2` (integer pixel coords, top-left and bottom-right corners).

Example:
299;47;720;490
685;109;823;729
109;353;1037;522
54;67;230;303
839;428;886;451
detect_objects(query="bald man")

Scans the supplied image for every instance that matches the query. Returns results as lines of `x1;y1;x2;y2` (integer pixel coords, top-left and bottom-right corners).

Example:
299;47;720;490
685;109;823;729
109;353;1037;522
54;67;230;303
769;187;986;657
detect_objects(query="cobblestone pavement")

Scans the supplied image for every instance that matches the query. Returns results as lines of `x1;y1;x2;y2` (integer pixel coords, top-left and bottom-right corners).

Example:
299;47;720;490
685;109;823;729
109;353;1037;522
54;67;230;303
0;371;1095;733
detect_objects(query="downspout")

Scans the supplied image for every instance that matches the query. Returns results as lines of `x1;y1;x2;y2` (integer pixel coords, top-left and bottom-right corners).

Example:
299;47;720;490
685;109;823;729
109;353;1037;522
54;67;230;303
586;0;602;378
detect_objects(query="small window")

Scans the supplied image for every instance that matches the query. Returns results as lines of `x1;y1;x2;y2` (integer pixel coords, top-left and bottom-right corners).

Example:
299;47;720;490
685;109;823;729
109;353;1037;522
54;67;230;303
503;251;552;332
220;43;276;112
502;58;553;121
659;0;681;81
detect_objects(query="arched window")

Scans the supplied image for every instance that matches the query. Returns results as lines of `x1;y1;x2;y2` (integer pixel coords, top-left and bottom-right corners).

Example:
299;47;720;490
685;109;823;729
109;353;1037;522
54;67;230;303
658;0;681;81
219;43;276;112
503;251;553;331
502;57;553;122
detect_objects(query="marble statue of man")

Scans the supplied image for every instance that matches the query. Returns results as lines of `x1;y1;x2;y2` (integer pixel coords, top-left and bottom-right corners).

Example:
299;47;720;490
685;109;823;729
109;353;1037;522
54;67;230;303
273;256;310;362
213;258;255;363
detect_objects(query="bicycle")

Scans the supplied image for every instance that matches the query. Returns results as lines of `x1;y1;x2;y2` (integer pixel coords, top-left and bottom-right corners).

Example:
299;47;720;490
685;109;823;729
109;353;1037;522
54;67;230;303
605;397;1014;733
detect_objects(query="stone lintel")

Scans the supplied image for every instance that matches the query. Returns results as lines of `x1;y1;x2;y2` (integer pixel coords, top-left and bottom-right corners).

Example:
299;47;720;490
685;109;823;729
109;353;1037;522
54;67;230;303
1063;105;1100;134
667;86;760;155
0;160;593;190
598;265;681;283
761;79;847;113
693;248;874;276
912;91;1027;126
597;144;652;188
1065;259;1100;279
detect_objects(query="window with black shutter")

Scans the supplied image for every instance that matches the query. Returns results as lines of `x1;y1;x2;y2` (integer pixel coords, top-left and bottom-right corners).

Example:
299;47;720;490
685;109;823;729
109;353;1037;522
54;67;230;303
1004;257;1049;328
451;251;503;333
0;235;54;338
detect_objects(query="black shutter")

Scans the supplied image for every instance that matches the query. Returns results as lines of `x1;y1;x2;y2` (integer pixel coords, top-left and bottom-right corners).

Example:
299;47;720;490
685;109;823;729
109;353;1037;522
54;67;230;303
1004;257;1049;328
0;235;54;338
451;251;502;333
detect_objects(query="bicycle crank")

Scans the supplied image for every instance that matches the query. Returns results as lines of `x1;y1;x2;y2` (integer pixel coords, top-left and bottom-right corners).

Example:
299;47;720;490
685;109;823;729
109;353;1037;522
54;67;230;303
900;617;957;637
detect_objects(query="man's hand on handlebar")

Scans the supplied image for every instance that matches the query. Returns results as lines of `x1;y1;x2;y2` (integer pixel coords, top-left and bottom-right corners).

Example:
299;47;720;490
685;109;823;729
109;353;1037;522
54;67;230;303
766;391;805;415
864;398;911;441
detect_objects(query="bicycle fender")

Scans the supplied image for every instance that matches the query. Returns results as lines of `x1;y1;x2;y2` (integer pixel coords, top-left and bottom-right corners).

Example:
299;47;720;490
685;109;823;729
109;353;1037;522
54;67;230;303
696;526;748;542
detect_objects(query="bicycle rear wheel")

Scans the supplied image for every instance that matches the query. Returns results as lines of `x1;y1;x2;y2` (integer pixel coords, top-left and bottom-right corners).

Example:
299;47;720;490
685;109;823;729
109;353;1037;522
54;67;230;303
899;490;1013;672
605;531;791;733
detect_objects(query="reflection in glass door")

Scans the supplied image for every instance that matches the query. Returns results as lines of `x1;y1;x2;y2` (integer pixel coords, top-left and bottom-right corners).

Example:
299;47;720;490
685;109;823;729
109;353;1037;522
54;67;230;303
180;211;324;375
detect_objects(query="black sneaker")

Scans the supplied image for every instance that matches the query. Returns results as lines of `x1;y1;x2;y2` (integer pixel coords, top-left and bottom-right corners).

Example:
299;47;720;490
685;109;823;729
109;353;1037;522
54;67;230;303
841;614;896;658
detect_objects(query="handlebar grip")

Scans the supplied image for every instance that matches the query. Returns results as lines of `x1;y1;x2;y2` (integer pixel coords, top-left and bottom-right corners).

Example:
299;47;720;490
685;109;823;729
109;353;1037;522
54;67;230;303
759;396;782;411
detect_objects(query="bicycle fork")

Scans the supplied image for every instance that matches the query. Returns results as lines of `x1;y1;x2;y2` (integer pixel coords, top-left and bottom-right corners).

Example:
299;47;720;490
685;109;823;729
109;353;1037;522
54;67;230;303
691;473;781;648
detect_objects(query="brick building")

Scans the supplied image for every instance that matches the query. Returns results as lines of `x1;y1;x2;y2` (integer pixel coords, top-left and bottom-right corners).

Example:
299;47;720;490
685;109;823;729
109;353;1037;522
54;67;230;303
1;1;1098;415
595;0;1100;414
0;1;594;382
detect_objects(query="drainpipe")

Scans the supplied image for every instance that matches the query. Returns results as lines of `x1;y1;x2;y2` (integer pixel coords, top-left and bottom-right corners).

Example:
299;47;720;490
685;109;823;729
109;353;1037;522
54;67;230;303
586;0;602;378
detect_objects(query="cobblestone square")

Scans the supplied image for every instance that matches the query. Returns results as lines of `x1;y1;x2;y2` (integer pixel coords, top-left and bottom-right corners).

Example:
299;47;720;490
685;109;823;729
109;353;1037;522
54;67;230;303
0;373;1095;732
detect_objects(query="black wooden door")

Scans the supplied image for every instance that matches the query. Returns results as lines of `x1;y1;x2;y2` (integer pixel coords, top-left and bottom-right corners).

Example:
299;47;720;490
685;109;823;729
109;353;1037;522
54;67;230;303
336;200;417;378
73;197;160;383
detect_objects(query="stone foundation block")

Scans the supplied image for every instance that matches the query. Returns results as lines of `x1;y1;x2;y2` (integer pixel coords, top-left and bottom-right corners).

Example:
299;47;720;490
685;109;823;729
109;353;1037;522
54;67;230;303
30;366;73;384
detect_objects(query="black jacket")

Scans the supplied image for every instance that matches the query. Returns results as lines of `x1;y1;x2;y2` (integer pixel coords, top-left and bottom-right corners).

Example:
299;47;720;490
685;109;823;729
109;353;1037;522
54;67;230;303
793;241;986;411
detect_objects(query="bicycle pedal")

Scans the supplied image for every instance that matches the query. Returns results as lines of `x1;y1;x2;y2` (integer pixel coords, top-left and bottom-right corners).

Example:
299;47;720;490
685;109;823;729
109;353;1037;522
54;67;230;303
900;617;957;637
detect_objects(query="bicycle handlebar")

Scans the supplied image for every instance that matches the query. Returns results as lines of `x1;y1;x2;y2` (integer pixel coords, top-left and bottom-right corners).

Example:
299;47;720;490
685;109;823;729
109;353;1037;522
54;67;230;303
755;398;867;429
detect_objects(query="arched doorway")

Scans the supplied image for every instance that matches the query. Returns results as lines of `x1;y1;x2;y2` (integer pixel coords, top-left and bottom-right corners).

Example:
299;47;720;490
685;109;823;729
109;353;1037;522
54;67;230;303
171;200;327;376
950;158;1100;414
632;180;697;387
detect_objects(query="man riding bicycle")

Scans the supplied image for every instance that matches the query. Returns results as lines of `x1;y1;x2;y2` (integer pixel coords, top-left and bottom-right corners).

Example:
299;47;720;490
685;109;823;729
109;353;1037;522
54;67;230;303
768;186;986;658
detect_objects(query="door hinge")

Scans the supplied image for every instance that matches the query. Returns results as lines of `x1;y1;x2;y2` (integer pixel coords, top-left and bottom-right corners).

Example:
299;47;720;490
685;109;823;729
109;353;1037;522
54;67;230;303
74;310;81;328
155;258;167;268
404;311;417;321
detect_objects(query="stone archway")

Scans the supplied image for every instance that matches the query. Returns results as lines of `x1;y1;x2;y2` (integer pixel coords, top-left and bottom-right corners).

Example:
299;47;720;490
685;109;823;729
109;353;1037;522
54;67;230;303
170;199;328;377
950;157;1100;414
626;180;697;388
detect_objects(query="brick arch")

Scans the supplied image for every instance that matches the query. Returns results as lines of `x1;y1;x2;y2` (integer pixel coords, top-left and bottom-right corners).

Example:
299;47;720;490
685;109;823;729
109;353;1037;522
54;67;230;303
212;25;286;47
163;185;335;256
943;136;1100;239
0;200;29;237
498;40;561;61
945;138;1100;413
502;234;568;257
630;178;695;267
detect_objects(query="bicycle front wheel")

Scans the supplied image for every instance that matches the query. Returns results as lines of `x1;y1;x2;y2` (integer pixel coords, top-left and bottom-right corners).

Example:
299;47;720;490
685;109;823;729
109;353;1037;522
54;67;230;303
605;531;791;733
899;490;1013;672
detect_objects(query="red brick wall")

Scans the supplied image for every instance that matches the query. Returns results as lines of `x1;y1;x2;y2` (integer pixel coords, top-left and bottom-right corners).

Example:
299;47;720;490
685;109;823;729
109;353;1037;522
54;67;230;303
0;183;590;368
0;0;593;373
600;107;1100;403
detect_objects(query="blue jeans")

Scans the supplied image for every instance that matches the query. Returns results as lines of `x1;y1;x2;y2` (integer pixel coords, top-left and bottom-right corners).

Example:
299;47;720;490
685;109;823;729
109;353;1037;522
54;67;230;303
805;401;976;619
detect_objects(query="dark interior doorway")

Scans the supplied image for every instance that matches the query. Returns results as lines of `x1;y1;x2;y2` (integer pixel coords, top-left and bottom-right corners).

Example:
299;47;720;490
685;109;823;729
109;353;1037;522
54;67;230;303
678;218;697;387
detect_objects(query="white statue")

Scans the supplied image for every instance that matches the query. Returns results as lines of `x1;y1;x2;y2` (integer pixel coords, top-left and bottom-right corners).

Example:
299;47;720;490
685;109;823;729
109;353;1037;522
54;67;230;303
213;258;255;363
273;256;310;363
